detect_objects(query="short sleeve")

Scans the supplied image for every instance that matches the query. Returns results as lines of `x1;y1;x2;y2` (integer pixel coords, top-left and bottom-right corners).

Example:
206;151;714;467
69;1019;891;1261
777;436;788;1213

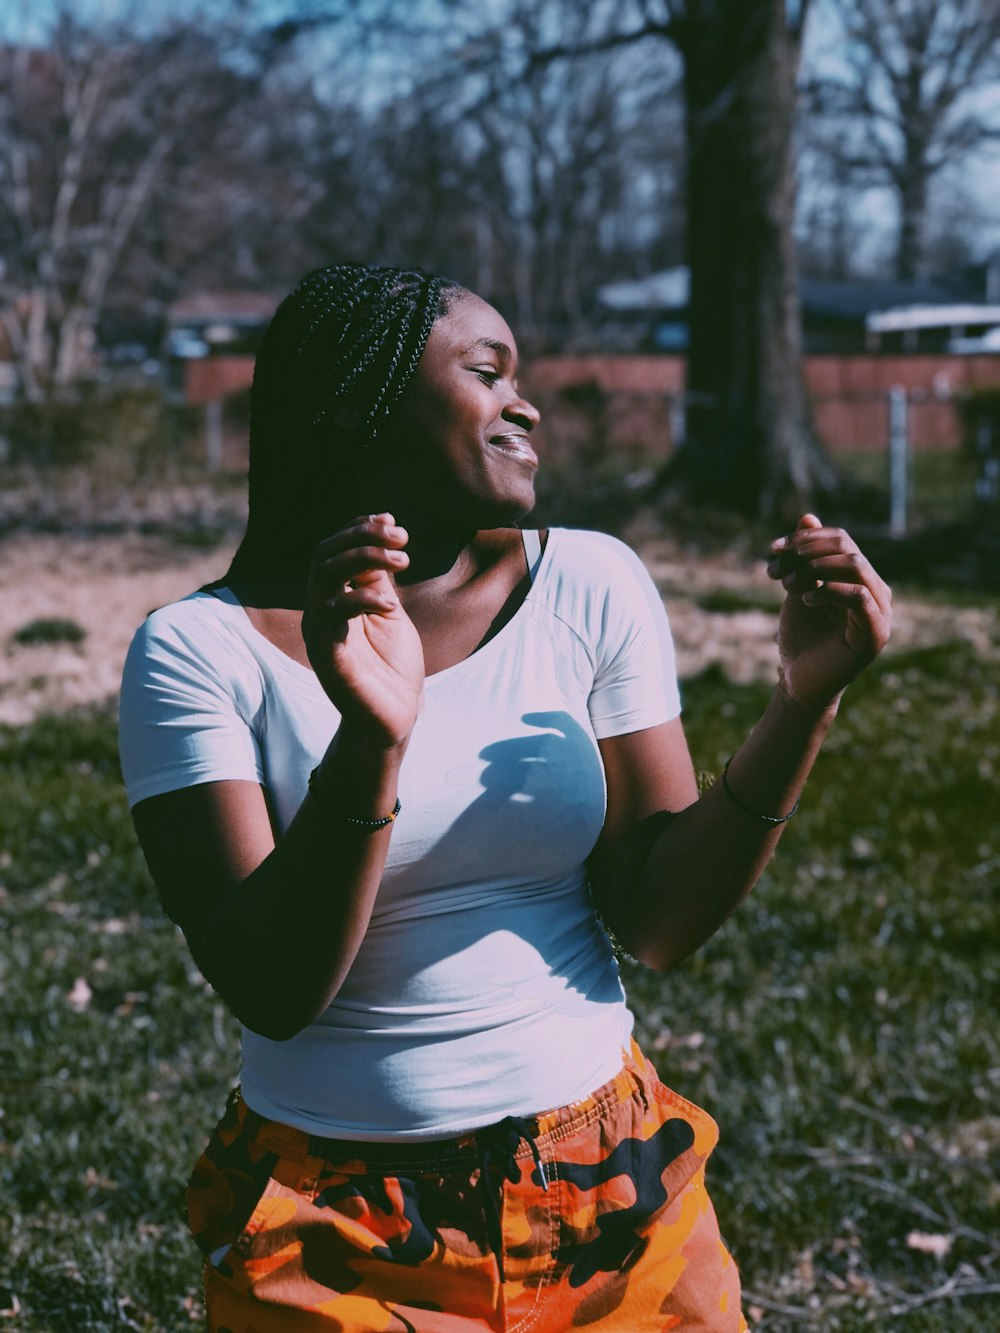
118;600;266;808
581;533;682;740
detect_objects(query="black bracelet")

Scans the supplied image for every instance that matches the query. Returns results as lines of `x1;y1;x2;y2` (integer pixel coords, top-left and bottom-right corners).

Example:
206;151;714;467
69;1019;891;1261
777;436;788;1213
308;767;401;830
721;758;798;825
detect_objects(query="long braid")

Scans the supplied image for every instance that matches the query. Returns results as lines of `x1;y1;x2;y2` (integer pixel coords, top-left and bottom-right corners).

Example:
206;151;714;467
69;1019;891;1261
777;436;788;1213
221;264;461;583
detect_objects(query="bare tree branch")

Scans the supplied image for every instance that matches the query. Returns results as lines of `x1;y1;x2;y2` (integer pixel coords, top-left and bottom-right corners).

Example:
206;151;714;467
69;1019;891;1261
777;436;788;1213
527;21;677;70
802;0;1000;277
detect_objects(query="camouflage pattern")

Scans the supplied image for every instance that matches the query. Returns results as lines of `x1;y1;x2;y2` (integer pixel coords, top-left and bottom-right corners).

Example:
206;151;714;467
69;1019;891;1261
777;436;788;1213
187;1042;748;1331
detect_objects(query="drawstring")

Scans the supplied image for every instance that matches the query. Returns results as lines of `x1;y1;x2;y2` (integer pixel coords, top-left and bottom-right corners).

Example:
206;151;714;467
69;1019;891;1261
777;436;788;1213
477;1115;548;1284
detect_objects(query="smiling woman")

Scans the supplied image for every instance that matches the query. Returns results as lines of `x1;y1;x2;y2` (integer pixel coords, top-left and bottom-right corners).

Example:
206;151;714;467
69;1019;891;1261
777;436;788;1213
366;292;541;540
118;263;892;1331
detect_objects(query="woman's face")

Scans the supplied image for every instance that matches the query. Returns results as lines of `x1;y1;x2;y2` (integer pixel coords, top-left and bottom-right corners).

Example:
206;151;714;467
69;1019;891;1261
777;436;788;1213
370;292;541;529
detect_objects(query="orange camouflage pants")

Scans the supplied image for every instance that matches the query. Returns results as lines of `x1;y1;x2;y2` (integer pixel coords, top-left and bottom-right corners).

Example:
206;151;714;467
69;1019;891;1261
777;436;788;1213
187;1041;748;1331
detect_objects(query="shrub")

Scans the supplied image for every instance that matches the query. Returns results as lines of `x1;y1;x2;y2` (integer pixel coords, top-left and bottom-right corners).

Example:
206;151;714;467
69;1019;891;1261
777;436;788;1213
11;617;86;647
956;386;1000;508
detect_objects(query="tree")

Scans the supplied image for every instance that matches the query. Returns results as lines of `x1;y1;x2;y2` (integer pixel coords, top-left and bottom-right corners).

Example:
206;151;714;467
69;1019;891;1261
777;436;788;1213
323;0;686;351
0;0;685;402
532;0;839;519
454;0;683;348
0;7;285;400
805;0;1000;281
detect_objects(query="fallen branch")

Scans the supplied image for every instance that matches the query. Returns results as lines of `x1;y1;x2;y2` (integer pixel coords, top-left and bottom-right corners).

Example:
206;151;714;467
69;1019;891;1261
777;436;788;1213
888;1277;1000;1317
741;1291;817;1319
839;1171;998;1251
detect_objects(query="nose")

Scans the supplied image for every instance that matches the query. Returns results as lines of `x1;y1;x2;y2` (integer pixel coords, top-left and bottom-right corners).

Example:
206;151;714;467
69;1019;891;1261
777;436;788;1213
503;390;540;432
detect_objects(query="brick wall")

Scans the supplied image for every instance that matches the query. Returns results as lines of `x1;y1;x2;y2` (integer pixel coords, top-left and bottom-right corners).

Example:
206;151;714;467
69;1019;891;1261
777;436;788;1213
183;356;255;405
523;353;1000;452
181;351;1000;454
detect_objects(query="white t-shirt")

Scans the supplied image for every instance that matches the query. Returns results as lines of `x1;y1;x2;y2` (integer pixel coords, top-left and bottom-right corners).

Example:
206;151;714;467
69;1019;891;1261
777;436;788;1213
119;528;682;1139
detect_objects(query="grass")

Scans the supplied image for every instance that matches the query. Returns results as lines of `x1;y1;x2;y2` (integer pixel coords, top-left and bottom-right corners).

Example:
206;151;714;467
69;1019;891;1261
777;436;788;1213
10;618;87;648
1;645;997;1330
690;587;783;615
835;446;980;532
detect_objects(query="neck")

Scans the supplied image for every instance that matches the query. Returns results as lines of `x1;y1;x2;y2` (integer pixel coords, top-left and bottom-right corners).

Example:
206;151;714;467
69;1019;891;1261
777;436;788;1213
393;512;477;586
231;506;482;605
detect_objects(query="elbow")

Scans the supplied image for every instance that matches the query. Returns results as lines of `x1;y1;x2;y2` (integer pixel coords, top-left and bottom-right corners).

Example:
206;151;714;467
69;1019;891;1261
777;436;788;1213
200;967;337;1043
240;1011;309;1043
605;908;709;973
229;992;331;1042
602;913;685;973
622;935;688;973
188;931;343;1042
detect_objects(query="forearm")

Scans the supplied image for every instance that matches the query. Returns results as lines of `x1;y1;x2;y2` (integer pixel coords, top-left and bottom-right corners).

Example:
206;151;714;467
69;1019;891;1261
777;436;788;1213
598;682;839;969
188;727;407;1040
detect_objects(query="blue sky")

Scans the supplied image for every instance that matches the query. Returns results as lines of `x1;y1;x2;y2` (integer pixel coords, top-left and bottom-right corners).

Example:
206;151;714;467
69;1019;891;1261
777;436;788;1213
5;0;999;267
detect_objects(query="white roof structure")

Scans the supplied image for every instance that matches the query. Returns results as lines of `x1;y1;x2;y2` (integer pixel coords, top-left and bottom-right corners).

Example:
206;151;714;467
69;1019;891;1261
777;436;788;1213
597;267;690;311
948;327;1000;354
866;304;1000;334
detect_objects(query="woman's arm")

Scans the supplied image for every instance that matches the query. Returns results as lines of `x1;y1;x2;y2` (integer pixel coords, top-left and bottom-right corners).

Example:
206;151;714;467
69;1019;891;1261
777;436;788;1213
588;515;892;969
130;515;423;1041
133;727;407;1041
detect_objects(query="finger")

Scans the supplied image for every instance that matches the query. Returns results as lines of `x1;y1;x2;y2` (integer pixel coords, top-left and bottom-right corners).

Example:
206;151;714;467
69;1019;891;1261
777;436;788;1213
799;582;891;648
318;585;401;641
766;537;853;586
779;529;888;607
774;550;871;591
315;546;410;587
772;550;891;617
771;527;853;557
314;514;408;560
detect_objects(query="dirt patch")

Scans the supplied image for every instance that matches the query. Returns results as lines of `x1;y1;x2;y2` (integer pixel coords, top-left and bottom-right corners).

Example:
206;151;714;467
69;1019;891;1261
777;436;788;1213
1;530;997;726
639;534;1000;686
0;533;237;725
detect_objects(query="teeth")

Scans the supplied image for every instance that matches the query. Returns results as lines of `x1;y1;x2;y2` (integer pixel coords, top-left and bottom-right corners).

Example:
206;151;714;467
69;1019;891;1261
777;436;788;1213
489;435;537;466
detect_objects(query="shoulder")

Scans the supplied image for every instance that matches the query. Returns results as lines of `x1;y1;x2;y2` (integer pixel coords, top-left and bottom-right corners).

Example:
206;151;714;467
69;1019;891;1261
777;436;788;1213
129;591;231;660
551;529;652;577
542;528;664;612
123;590;265;699
526;528;671;667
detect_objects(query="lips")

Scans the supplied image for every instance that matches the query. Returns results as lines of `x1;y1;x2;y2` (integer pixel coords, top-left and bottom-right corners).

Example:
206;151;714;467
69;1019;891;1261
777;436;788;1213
488;433;538;468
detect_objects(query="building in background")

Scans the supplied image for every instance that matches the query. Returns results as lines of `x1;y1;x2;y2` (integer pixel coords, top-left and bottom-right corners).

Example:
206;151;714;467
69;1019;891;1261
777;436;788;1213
165;293;277;405
593;266;1000;355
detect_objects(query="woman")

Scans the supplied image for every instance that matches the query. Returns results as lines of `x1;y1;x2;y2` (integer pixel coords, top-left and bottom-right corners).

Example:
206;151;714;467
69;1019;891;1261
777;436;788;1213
119;263;891;1332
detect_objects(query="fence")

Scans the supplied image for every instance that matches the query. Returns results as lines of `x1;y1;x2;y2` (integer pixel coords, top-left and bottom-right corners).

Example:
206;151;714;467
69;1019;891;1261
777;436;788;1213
173;351;1000;523
522;352;1000;533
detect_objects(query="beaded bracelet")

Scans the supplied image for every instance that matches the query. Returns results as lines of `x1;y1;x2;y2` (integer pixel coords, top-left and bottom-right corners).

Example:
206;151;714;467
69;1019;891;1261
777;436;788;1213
721;758;798;825
308;767;401;829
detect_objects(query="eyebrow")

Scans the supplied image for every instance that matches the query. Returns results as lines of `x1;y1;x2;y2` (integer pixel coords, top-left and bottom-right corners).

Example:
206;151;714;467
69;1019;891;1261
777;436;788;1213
464;338;513;361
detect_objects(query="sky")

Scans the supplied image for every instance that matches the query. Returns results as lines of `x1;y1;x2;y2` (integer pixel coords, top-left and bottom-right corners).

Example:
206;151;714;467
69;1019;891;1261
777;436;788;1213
4;0;999;270
799;0;1000;268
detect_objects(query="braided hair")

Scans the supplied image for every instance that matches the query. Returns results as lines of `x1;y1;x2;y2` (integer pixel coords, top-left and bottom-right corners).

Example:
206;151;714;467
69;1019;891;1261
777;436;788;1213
223;263;462;582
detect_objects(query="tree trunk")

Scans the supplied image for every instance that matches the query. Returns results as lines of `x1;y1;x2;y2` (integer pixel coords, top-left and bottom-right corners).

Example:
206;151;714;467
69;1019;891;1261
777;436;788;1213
666;0;838;520
895;142;928;281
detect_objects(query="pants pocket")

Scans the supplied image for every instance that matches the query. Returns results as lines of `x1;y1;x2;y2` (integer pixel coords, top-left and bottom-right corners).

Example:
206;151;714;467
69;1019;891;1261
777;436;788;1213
186;1124;281;1270
646;1074;721;1156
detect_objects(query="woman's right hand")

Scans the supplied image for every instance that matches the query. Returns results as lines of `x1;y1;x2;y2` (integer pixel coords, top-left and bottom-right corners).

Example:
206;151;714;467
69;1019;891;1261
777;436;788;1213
302;513;424;748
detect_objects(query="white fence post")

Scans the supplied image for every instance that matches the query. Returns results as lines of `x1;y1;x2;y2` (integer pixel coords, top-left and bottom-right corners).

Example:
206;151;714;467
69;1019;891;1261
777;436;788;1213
888;386;909;537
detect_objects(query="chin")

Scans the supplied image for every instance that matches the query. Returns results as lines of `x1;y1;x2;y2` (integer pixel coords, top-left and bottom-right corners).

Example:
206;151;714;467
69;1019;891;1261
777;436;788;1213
474;489;537;530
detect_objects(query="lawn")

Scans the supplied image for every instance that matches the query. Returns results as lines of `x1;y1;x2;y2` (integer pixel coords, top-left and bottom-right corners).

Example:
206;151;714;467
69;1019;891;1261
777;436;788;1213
835;445;980;532
1;642;997;1330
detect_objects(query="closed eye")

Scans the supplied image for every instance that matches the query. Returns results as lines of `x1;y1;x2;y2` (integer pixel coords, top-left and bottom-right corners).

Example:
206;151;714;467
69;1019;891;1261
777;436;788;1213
472;366;500;385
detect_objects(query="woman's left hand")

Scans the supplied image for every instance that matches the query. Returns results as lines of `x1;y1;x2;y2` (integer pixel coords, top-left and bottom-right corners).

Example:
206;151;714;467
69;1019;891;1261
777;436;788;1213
768;513;892;707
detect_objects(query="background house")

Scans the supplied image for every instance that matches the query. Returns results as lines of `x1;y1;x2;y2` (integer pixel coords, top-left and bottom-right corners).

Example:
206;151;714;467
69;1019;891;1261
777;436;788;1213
165;293;277;404
593;266;1000;355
